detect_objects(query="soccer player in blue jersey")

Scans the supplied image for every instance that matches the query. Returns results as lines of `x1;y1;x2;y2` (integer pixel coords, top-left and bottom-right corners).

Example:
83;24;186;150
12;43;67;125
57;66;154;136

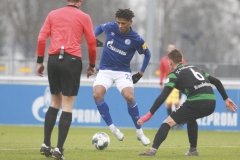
92;8;151;146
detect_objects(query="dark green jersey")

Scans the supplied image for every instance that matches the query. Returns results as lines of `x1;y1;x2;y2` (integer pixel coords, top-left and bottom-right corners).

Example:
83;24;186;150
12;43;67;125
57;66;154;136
149;63;228;115
166;64;215;101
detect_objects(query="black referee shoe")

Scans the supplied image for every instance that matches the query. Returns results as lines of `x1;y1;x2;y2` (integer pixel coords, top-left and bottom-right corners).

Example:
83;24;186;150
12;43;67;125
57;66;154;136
52;148;65;160
40;143;54;157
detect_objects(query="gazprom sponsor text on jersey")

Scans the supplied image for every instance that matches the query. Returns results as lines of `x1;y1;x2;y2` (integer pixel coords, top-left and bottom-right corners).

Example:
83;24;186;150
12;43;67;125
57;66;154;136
107;39;127;56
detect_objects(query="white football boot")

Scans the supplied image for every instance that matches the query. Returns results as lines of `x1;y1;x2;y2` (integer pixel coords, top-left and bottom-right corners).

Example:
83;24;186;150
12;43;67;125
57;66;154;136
112;128;124;141
137;133;150;146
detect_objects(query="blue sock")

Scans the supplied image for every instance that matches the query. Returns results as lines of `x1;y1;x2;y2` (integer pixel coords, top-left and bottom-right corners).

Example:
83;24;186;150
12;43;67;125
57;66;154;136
96;99;113;126
127;101;141;129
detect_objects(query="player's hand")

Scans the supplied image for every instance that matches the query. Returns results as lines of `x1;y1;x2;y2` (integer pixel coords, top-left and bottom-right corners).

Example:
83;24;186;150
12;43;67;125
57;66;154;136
36;63;44;77
132;72;142;84
87;65;96;78
137;119;144;126
225;98;238;113
137;111;153;126
96;39;103;47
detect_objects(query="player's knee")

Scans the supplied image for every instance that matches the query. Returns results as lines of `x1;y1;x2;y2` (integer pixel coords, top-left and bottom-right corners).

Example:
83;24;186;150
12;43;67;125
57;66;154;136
93;91;104;101
93;86;106;101
125;95;134;103
163;116;176;127
51;101;61;109
51;96;62;108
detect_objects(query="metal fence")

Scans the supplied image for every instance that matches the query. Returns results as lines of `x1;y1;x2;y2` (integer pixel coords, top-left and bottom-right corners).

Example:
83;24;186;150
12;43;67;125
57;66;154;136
0;58;240;80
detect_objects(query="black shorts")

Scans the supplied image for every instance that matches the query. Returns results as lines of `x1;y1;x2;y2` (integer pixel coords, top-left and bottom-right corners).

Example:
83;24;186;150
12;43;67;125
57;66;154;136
47;53;82;96
170;100;216;124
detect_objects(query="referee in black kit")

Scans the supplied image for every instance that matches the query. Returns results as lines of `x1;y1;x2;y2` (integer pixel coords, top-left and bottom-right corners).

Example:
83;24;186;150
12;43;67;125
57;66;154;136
36;0;97;159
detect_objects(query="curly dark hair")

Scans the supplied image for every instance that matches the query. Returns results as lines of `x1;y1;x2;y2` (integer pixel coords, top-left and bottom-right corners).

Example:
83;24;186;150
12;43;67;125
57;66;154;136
115;8;135;21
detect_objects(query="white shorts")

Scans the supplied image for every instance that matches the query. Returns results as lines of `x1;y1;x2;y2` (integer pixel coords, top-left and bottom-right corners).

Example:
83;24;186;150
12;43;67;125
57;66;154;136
93;70;134;92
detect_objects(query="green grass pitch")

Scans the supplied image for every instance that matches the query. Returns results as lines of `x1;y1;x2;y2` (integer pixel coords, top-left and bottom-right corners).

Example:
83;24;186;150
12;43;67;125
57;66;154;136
0;125;239;160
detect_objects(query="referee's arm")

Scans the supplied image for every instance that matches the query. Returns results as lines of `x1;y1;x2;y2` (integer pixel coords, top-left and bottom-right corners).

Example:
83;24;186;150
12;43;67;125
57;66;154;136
83;15;97;67
37;15;51;63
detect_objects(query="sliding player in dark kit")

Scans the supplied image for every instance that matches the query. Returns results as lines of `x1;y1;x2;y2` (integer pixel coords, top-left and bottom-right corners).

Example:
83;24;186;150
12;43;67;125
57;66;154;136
137;49;237;156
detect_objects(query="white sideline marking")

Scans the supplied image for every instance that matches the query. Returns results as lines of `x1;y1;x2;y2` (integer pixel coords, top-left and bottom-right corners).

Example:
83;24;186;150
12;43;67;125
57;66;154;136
0;148;39;151
0;146;239;151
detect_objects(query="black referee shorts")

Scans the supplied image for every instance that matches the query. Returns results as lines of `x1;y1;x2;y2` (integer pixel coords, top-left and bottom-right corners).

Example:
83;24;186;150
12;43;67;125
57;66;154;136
47;53;82;96
170;100;216;124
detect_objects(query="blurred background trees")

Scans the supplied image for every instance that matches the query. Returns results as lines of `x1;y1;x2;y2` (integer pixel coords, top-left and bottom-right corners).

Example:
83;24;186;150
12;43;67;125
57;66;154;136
0;0;239;79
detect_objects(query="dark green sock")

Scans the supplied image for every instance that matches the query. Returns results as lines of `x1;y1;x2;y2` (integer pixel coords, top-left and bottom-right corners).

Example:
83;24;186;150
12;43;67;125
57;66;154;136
152;123;171;149
187;120;198;148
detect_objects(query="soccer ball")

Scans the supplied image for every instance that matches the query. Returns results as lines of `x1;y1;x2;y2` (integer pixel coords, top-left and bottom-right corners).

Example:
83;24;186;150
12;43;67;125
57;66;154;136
92;132;110;150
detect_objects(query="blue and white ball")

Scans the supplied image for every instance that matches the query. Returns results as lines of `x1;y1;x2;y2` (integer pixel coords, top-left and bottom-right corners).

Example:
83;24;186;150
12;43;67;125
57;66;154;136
92;132;110;150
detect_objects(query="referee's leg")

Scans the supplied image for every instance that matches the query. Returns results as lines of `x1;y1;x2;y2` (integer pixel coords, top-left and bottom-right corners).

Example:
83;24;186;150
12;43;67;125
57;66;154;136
55;53;82;156
56;96;76;153
43;94;62;147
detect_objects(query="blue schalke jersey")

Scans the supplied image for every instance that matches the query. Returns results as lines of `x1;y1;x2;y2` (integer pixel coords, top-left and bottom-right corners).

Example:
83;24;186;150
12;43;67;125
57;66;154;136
95;22;150;72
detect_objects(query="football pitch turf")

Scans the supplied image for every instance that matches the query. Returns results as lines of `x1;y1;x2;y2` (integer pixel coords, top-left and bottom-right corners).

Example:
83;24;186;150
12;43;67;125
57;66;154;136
0;125;239;160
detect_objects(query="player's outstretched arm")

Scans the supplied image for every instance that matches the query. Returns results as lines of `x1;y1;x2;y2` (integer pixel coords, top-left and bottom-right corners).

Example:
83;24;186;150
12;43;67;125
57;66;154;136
208;75;228;100
225;98;238;113
137;111;153;126
137;87;172;126
208;76;238;112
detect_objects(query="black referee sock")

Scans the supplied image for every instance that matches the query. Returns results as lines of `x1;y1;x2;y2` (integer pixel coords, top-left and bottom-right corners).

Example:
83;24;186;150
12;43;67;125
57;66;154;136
44;107;59;147
187;120;198;148
152;123;171;149
57;111;72;152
